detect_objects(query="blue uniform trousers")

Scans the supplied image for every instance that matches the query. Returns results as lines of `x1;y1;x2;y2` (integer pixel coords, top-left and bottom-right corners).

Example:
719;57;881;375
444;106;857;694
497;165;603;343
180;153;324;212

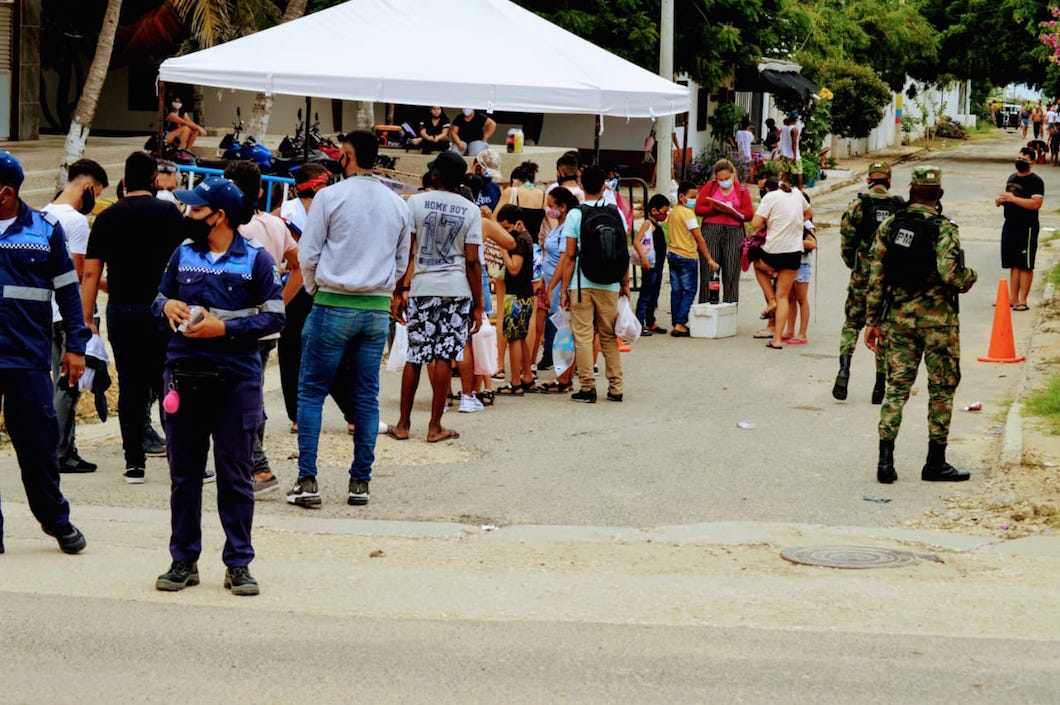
163;371;261;567
0;369;72;541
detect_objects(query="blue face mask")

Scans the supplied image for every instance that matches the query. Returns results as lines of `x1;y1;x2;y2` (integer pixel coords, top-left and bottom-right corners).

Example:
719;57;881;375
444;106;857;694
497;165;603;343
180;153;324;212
686;198;696;209
718;178;734;189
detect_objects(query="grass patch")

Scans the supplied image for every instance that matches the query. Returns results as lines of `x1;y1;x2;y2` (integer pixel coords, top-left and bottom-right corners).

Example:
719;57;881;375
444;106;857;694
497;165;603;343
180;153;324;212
1025;374;1060;433
1047;263;1060;287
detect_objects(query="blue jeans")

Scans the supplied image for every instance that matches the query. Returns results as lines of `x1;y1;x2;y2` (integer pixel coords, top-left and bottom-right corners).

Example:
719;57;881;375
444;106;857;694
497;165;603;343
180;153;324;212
668;252;699;326
296;305;389;482
635;264;663;326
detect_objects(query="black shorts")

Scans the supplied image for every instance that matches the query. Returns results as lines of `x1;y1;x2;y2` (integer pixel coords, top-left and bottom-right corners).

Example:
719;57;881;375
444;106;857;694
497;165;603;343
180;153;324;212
758;250;802;272
1001;222;1039;270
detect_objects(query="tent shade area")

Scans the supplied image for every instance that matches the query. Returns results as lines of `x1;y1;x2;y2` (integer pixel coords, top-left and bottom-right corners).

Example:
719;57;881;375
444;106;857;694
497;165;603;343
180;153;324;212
158;0;689;118
734;60;820;106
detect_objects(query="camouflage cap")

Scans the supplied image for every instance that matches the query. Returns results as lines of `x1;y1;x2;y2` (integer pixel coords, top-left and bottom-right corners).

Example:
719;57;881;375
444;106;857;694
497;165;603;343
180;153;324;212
910;165;941;186
867;160;891;176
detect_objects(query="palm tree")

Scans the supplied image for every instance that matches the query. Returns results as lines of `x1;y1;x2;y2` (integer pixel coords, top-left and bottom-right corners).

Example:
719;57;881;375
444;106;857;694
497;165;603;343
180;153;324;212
56;0;123;191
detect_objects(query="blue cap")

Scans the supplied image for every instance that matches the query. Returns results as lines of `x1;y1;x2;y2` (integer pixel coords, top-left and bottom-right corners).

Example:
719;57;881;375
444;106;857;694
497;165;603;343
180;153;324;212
174;176;246;218
0;151;25;187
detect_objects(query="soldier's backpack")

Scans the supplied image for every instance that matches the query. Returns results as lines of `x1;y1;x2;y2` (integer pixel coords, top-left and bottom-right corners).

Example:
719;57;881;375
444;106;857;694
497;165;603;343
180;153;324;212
883;211;946;292
576;202;629;294
857;193;905;249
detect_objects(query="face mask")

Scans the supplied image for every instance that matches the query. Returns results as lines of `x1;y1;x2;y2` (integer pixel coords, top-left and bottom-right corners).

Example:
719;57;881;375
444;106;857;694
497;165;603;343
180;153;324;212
172;102;182;111
78;186;96;215
868;178;890;189
462;109;474;117
545;207;561;220
182;211;216;249
1015;160;1031;173
718;178;734;190
339;153;350;174
686;198;696;209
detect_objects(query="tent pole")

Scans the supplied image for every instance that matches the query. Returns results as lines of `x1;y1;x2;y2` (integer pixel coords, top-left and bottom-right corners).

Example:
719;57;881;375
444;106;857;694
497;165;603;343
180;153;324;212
593;115;601;165
157;80;166;156
304;96;311;163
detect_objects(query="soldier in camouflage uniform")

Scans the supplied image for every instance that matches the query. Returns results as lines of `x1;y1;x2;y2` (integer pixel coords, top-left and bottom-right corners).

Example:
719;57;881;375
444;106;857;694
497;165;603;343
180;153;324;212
864;166;977;484
834;161;905;403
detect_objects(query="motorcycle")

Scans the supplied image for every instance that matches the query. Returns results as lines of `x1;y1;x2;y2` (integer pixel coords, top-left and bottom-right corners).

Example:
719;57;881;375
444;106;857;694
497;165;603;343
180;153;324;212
144;133;198;166
215;107;274;170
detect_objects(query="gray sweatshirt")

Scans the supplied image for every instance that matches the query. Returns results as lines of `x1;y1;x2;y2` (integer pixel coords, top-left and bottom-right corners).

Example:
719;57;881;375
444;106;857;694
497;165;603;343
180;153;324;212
299;175;411;298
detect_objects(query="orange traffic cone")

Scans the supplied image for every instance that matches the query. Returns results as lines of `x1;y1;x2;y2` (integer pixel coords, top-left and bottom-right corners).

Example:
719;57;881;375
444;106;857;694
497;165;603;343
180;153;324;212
978;279;1025;363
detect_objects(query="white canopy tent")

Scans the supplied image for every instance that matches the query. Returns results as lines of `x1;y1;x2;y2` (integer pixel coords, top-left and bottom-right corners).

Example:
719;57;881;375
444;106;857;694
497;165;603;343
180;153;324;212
158;0;689;119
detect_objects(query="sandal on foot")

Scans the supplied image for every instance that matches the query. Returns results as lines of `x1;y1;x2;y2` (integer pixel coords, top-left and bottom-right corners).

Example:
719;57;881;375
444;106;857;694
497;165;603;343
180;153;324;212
522;381;541;393
497;382;524;396
491;369;507;380
540;380;573;394
765;341;784;349
479;390;495;406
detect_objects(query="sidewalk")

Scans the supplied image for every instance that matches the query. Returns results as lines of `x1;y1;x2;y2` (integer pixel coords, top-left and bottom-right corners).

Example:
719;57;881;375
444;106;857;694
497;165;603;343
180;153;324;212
803;143;928;200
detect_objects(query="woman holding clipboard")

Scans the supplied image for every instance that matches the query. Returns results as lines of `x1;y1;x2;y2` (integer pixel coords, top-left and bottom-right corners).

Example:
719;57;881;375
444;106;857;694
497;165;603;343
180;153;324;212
694;159;754;304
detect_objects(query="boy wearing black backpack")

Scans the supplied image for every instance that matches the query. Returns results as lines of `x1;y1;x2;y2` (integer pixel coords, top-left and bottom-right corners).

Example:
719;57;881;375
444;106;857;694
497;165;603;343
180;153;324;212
558;166;629;403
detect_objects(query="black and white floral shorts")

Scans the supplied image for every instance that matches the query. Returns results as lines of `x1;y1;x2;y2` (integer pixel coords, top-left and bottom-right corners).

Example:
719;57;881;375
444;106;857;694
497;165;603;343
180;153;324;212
406;296;472;364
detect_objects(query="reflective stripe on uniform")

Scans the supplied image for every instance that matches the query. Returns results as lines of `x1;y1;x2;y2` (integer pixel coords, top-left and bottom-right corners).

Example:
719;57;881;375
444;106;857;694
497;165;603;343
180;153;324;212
211;307;258;321
52;270;78;289
260;299;284;314
3;285;52;302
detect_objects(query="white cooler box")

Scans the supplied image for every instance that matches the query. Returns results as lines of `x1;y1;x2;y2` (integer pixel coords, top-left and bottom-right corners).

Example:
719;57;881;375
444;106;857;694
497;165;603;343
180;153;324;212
689;303;737;339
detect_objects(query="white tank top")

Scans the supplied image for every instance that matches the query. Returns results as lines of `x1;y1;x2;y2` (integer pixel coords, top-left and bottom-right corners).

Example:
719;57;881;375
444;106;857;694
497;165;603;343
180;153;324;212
780;124;800;159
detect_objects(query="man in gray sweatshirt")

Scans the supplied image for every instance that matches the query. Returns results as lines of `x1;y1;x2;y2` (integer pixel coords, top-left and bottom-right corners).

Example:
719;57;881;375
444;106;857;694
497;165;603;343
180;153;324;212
286;130;411;510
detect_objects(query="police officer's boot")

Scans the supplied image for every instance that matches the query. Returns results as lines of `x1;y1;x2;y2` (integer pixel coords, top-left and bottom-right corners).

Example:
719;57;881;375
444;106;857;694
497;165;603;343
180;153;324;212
877;439;897;484
871;373;887;405
832;354;852;400
921;441;970;482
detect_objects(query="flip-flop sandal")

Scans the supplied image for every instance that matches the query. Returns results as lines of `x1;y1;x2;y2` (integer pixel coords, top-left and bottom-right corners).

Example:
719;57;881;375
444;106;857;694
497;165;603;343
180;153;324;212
497;383;524;396
427;429;460;443
765;342;784;349
753;330;773;339
1013;304;1030;311
384;425;409;441
783;337;807;345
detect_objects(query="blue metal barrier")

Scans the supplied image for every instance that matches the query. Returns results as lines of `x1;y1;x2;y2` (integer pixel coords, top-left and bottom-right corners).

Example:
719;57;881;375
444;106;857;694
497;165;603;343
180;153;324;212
175;164;296;212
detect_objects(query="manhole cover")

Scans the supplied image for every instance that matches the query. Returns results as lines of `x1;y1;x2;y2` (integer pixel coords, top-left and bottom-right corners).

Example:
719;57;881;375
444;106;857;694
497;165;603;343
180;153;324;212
781;546;928;569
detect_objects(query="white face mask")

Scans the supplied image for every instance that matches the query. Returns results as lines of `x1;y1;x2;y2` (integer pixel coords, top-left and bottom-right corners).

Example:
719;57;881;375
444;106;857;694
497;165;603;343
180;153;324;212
172;102;182;110
462;109;474;117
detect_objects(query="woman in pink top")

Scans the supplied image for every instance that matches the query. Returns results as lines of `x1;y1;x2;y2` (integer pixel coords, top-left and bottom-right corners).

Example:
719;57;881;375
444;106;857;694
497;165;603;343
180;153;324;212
694;159;753;303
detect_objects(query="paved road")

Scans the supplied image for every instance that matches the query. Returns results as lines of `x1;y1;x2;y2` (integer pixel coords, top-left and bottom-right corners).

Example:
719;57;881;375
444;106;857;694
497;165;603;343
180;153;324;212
1;134;1058;703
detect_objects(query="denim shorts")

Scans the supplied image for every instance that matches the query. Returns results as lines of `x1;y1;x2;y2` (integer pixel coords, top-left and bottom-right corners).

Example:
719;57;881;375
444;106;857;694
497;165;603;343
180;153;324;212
796;257;813;283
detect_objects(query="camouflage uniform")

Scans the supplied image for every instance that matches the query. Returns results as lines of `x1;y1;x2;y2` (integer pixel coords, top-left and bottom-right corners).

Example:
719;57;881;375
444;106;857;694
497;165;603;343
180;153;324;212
866;198;977;444
838;183;901;366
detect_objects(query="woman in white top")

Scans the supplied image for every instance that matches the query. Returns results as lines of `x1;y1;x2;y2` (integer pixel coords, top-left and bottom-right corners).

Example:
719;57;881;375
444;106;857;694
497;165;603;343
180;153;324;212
748;175;811;349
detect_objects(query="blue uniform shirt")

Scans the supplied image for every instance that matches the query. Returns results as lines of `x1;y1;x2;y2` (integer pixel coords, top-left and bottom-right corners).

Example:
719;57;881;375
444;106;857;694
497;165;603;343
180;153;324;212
154;234;285;381
0;201;89;369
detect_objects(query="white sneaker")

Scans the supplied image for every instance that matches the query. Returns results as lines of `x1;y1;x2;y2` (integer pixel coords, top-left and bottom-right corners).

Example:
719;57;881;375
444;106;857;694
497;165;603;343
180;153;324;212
458;393;484;413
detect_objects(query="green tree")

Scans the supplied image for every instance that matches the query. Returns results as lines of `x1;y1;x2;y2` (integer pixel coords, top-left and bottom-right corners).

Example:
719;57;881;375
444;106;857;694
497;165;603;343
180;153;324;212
802;58;892;138
916;0;1053;86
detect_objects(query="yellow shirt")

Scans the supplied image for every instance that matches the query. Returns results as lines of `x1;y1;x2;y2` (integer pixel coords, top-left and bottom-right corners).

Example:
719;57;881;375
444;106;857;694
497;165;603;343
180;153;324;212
667;204;700;260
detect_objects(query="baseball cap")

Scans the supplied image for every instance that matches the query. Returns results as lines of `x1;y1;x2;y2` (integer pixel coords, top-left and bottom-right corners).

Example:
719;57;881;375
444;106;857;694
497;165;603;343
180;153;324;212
0;151;25;187
475;149;502;180
910;166;941;186
428;150;468;186
867;161;891;177
174;176;246;217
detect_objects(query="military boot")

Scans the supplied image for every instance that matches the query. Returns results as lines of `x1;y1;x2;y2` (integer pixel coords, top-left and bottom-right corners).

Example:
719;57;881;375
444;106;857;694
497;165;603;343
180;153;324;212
871;373;887;405
832;354;852;400
877;439;897;484
921;441;970;482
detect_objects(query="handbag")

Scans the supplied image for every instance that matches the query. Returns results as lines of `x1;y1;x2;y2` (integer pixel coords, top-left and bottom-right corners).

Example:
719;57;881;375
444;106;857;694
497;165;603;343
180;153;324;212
741;227;767;272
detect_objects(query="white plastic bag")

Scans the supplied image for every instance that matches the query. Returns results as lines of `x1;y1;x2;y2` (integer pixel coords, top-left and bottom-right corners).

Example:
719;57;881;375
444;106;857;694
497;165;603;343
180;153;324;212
387;323;408;373
614;295;641;344
472;318;498;376
551;309;576;378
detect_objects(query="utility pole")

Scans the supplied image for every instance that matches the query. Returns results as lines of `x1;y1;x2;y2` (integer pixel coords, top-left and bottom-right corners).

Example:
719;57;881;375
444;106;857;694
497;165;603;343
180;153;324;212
657;0;674;196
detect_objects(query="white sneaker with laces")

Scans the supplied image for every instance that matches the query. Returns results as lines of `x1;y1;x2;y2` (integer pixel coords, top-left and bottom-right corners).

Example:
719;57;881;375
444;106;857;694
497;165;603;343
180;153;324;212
458;393;484;413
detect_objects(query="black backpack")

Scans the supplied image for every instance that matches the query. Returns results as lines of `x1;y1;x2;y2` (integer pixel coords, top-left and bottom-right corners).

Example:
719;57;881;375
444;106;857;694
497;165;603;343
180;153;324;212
577;202;629;292
883;211;944;292
857;193;905;250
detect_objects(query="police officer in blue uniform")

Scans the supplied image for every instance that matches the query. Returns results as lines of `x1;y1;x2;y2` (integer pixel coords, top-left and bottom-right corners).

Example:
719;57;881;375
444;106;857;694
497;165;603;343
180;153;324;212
0;151;89;555
152;176;284;595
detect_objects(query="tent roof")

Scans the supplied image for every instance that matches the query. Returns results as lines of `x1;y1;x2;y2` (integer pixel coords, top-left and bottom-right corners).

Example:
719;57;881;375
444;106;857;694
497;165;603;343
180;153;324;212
158;0;689;118
734;62;819;105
